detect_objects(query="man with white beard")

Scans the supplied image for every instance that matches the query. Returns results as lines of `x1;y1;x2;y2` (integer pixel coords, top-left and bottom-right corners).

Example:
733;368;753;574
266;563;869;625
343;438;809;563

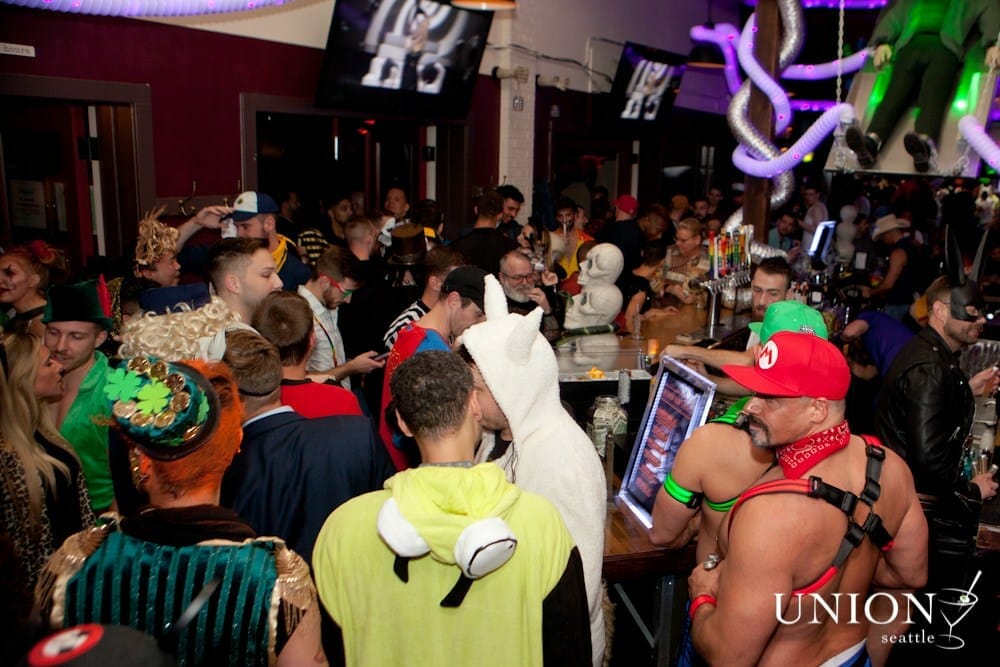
497;250;564;336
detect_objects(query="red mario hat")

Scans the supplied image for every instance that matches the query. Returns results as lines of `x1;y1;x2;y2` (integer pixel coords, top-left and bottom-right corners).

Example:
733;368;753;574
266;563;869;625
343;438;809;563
722;331;850;400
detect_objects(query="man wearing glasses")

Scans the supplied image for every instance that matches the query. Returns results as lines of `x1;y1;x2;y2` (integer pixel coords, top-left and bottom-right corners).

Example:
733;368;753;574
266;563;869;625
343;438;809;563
299;246;384;388
877;274;999;607
498;250;563;331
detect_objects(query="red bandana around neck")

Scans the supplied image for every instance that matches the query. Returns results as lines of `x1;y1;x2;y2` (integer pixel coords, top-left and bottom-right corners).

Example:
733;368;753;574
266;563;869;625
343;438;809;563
777;421;851;478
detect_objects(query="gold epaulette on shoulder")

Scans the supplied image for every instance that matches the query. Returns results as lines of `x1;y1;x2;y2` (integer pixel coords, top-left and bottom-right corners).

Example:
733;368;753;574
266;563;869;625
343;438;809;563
271;542;317;641
35;521;114;627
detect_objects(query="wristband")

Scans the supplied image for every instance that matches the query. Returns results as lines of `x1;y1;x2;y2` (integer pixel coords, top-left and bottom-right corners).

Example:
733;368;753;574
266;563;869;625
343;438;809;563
689;594;717;620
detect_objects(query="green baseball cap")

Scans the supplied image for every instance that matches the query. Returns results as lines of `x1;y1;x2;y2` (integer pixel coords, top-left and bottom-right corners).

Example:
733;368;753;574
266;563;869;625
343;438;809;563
749;300;828;343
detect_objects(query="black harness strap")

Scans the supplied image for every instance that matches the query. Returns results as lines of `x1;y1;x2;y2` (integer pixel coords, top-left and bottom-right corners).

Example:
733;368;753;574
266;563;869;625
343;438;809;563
804;437;894;568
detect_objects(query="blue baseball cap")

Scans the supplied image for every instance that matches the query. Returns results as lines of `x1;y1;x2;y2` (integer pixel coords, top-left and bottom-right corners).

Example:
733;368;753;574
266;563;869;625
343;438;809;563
227;191;278;223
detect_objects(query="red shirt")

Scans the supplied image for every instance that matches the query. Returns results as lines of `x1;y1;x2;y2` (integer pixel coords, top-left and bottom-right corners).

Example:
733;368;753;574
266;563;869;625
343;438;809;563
280;379;363;418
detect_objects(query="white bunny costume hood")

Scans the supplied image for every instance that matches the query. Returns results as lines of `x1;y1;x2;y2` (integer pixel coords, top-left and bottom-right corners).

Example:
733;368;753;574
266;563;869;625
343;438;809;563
462;275;607;667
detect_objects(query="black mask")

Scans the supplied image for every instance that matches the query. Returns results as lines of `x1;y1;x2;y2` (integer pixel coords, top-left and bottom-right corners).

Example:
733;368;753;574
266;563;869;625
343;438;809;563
949;281;986;322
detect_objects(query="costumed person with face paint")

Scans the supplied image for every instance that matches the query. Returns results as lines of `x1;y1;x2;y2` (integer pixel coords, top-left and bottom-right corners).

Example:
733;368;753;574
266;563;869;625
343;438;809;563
0;241;63;337
845;0;1000;172
876;230;999;655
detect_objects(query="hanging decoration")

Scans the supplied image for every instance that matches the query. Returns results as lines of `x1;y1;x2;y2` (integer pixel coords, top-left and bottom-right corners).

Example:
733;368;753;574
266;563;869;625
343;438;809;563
730;13;856;180
743;0;887;7
958;115;1000;171
1;0;293;16
723;0;806;231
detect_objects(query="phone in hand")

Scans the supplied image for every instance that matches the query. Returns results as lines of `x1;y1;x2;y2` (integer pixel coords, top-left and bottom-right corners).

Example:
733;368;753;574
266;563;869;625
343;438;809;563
373;351;390;362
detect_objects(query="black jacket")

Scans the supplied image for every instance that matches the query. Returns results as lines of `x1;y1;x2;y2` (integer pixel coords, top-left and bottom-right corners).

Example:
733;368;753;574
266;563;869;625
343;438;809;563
876;327;979;510
221;410;396;565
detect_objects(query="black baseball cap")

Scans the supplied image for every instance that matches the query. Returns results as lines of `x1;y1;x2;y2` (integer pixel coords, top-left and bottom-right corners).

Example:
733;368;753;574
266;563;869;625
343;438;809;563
441;266;488;311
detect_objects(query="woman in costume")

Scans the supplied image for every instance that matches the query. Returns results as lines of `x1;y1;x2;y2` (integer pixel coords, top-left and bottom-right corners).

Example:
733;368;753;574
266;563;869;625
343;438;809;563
0;333;94;592
0;241;63;336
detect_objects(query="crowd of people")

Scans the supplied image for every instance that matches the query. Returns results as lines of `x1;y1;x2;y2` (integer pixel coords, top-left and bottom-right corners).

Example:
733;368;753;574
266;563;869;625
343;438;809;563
1;174;998;665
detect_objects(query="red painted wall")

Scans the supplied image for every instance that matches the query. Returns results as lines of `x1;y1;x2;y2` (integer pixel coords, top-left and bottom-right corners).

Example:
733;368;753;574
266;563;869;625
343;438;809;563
1;6;325;198
468;75;500;189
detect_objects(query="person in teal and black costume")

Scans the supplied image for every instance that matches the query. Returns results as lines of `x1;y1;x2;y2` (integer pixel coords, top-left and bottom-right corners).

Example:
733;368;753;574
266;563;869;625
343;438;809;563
34;356;326;666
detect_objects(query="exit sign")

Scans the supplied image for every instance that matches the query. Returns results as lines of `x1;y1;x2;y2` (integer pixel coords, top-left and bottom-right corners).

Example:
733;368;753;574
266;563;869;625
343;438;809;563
1;43;36;58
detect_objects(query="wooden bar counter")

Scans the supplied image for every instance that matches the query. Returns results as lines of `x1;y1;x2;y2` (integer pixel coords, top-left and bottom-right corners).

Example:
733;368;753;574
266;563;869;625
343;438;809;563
600;305;713;666
604;498;696;582
603;488;696;666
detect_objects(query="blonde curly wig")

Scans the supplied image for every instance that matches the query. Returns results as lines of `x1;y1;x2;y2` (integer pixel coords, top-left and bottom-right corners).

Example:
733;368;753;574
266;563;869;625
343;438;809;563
120;297;242;362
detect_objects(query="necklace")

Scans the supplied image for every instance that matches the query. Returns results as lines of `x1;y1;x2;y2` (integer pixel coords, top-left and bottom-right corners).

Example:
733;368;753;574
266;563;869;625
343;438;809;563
777;421;851;478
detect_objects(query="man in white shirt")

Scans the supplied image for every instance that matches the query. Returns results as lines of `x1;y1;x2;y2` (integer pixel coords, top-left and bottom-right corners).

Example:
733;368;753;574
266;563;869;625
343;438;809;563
297;246;384;389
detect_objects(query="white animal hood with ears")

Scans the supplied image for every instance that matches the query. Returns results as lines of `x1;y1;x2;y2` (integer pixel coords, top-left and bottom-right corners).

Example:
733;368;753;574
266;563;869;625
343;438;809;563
462;274;607;667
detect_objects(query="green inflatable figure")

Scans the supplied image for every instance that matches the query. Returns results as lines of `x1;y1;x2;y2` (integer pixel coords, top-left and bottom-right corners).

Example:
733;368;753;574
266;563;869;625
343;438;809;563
846;0;1000;172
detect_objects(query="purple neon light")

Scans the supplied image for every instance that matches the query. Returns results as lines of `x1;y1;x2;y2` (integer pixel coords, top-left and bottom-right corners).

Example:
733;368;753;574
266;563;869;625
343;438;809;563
738;15;793;133
733;103;855;177
743;0;888;8
691;23;869;100
2;0;290;15
959;115;1000;169
791;100;838;112
689;23;743;94
782;50;869;80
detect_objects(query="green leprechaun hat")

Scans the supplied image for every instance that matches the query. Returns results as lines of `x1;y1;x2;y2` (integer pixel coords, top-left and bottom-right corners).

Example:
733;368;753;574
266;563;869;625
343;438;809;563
104;355;220;461
43;276;114;330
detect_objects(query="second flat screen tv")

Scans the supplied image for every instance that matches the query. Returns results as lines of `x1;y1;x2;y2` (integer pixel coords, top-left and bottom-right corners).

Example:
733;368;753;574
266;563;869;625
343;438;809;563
317;0;493;120
611;42;686;123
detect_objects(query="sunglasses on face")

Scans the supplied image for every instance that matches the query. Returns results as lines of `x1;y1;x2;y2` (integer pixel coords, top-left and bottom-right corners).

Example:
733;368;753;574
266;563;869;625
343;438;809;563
322;275;354;297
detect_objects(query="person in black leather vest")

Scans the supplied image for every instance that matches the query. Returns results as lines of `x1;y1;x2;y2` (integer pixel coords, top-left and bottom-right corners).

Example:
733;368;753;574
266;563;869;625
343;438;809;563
876;275;999;589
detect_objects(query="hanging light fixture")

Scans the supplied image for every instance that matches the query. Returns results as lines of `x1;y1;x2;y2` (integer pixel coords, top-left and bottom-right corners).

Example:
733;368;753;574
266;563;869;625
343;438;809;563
687;0;726;69
451;1;517;10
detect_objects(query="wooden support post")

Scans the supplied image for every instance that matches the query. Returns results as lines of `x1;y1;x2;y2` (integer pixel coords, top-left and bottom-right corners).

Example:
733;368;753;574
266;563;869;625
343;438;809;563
744;0;782;242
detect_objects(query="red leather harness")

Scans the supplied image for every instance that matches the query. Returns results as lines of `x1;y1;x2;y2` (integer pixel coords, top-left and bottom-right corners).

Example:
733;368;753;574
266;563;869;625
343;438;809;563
728;435;895;595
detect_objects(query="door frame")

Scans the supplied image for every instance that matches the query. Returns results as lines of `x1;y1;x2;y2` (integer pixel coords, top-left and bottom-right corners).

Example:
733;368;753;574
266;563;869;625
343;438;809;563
0;73;155;260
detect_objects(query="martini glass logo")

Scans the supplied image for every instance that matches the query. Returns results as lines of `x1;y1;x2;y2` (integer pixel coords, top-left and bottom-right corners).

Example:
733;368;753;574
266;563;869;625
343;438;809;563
936;570;982;650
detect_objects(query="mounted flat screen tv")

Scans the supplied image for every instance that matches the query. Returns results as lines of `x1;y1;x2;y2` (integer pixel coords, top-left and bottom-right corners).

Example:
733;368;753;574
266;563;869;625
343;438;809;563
317;0;493;120
610;42;686;123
